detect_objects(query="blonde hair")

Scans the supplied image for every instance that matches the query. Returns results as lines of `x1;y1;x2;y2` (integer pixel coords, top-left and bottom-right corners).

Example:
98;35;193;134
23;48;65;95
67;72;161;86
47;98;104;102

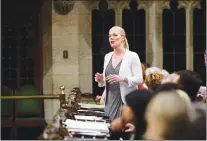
144;73;164;91
110;26;129;49
176;90;191;108
145;67;162;76
145;92;191;139
141;63;146;79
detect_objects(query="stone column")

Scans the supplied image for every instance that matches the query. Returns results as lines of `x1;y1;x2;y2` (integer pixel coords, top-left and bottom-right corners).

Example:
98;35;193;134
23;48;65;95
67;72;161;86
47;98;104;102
183;1;200;70
41;0;53;123
186;3;194;70
116;7;122;26
148;1;168;68
115;1;128;27
78;1;93;93
51;1;82;119
139;1;152;65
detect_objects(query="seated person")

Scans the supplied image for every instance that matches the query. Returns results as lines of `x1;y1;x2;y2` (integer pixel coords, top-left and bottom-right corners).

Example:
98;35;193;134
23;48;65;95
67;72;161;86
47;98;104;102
110;89;153;140
186;103;206;140
175;70;202;101
144;91;192;140
155;82;184;94
144;73;164;92
196;86;206;103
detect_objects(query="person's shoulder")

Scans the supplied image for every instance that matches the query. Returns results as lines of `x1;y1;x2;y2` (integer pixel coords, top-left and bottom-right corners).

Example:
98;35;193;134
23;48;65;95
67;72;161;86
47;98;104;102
105;51;113;57
128;50;139;57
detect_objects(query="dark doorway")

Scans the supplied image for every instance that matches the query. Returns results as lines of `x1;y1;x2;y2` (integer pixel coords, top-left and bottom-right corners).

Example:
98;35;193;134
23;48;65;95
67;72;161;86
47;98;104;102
2;0;43;91
1;0;44;139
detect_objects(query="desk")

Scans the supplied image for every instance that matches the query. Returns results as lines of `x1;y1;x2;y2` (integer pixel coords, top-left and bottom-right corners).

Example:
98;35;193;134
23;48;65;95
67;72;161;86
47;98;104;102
39;104;110;140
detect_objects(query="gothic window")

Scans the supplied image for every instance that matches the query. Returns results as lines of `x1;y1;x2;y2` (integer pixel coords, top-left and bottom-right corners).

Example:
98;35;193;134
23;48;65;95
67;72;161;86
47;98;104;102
92;9;115;95
163;8;186;73
193;2;206;85
122;9;146;63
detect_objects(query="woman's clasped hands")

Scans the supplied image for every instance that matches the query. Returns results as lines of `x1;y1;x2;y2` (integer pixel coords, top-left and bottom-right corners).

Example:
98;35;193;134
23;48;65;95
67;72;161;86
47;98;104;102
95;73;124;84
106;74;124;84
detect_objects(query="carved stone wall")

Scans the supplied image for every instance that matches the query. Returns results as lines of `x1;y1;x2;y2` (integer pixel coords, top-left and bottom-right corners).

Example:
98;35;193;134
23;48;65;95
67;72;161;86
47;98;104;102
42;1;92;123
41;0;53;123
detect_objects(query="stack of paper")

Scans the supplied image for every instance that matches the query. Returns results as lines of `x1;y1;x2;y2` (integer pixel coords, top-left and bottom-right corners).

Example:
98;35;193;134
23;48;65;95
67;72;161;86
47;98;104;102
63;119;109;135
77;109;105;114
78;103;105;109
74;115;103;121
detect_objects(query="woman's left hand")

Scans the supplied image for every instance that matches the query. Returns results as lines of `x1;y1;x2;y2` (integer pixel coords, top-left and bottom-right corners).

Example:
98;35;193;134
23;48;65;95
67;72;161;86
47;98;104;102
106;75;124;84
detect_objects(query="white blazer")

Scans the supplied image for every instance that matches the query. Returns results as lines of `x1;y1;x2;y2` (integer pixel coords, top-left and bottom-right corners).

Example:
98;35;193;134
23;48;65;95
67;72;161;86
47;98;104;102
98;49;143;104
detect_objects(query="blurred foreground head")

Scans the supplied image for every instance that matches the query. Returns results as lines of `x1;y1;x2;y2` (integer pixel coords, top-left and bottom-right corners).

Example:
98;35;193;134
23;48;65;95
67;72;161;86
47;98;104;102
125;89;153;139
144;91;192;140
175;70;202;101
155;82;184;94
187;103;206;140
110;89;153;140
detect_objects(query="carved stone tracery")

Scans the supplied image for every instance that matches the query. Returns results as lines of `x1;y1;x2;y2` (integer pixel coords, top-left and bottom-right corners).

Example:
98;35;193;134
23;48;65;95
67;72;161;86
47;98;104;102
88;0;202;68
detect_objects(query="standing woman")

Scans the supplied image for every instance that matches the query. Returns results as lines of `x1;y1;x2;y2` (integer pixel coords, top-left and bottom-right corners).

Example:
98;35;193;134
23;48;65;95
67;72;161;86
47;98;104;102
95;26;143;120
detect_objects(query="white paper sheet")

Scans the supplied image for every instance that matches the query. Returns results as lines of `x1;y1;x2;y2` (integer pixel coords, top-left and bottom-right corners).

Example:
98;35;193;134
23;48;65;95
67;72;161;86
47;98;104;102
74;115;103;121
63;119;109;133
78;103;105;109
77;109;105;114
72;132;108;136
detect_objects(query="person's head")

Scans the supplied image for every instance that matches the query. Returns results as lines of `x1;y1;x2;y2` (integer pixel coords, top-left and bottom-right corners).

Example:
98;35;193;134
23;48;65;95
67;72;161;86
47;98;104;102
175;70;202;101
145;67;161;76
155;83;191;108
124;89;153;139
110;90;153;137
109;26;129;50
196;86;206;103
143;62;150;68
159;69;169;78
155;82;184;94
176;90;191;108
144;73;164;92
187;103;206;140
144;91;191;140
161;73;179;84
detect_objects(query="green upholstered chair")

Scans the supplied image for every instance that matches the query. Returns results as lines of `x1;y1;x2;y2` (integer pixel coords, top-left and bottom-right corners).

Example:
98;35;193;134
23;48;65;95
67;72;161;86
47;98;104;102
1;86;14;139
13;85;46;139
15;85;42;118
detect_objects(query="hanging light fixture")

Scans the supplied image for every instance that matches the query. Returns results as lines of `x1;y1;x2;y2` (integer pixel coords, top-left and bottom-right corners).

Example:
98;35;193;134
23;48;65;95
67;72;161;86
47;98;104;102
53;0;74;15
98;0;108;16
169;0;178;12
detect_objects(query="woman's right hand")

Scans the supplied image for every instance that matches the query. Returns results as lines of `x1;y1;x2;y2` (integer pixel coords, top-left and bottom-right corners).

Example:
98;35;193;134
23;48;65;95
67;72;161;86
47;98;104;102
95;72;103;82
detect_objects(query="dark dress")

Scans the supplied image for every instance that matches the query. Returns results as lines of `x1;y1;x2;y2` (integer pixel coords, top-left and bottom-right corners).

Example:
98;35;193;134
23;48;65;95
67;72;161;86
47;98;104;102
104;57;123;120
104;57;131;140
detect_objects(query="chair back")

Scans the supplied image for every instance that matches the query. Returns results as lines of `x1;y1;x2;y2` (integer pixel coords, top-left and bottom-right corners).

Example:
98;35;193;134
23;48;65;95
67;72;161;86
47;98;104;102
15;85;43;118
